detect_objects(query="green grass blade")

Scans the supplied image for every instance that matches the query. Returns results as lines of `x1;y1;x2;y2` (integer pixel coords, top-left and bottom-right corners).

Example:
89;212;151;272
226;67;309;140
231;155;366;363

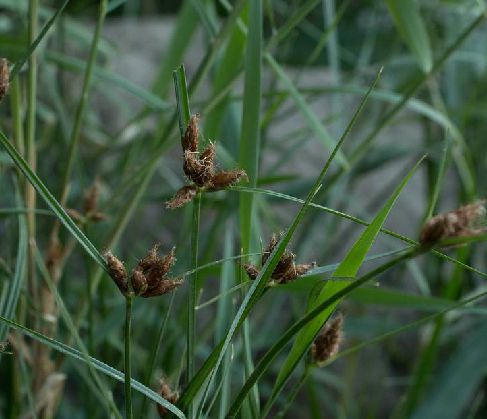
0;315;186;419
265;54;348;169
264;157;424;414
385;0;433;73
0;130;107;271
9;0;71;79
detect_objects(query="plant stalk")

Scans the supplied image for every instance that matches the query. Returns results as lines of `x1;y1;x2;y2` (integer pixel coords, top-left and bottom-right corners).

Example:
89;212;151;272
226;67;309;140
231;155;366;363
125;295;134;419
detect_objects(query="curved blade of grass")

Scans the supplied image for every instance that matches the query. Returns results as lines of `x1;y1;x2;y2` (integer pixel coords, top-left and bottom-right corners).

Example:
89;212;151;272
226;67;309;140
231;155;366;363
184;68;382;414
265;54;348;169
268;157;424;414
0;130;107;271
260;156;424;416
0;315;186;418
9;0;71;80
0;182;27;342
385;0;432;73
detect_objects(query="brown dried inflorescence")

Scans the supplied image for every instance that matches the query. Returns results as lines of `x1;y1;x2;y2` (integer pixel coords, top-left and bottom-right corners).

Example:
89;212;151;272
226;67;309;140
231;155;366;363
419;201;486;246
105;245;182;297
166;115;247;209
67;180;107;223
311;313;343;364
156;379;179;417
0;58;9;102
244;233;316;284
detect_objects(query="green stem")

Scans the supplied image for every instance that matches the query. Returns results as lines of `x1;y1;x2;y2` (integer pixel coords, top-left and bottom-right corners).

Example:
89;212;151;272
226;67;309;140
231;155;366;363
188;191;201;418
125;295;133;419
276;364;312;418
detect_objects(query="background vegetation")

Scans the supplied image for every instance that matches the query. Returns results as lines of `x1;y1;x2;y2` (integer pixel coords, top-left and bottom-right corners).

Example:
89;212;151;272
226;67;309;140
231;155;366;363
1;0;487;418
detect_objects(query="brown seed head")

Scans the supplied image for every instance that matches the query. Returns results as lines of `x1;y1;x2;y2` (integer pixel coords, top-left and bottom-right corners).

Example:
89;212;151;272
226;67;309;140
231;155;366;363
206;169;248;191
84;180;100;215
106;252;128;294
182;115;199;153
420;201;486;246
262;233;281;265
183;150;214;186
311;313;344;364
0;58;9;102
130;245;182;298
271;251;295;282
244;264;260;280
166;185;198;209
156;379;179;417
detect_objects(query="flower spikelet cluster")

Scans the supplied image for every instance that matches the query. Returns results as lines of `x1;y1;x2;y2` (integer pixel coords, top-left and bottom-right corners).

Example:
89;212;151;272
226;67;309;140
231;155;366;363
420;200;486;246
243;233;316;284
166;115;247;209
106;244;182;298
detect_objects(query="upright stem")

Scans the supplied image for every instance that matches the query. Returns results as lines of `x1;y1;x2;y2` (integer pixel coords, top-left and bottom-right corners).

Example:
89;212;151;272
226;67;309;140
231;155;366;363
187;191;201;419
26;0;38;317
125;295;133;419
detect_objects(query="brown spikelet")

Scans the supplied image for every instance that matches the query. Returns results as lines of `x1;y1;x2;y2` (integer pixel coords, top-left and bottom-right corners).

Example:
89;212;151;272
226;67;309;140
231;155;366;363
183;150;213;186
206;169;247;191
84;180;100;214
262;233;280;265
0;58;9;102
130;245;182;298
156;379;179;417
311;313;344;364
295;262;316;276
244;264;260;280
271;252;295;282
182;115;199;153
166;185;198;209
130;269;148;296
420;200;486;246
106;252;128;294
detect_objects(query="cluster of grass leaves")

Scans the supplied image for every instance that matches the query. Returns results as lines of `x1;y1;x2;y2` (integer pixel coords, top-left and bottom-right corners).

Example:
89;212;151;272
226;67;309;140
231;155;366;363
1;1;487;418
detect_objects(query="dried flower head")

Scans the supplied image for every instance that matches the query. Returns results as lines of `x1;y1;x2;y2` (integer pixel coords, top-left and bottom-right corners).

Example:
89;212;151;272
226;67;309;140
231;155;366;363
166;185;198;209
156;379;179;417
0;58;9;102
130;245;183;298
182;114;199;153
206;169;248;191
106;252;129;294
311;313;344;364
244;233;315;284
166;115;247;209
420;201;486;246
